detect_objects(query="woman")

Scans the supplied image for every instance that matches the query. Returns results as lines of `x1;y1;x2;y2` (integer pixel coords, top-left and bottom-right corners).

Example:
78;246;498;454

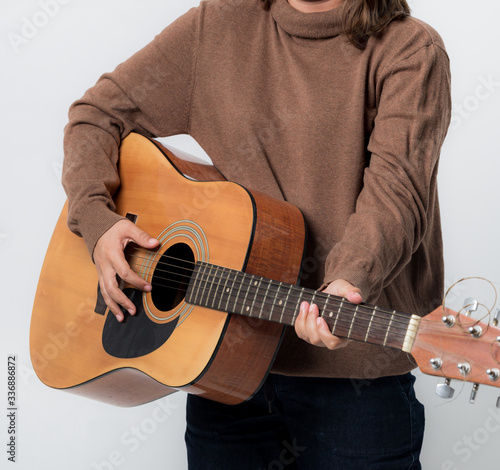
63;0;451;467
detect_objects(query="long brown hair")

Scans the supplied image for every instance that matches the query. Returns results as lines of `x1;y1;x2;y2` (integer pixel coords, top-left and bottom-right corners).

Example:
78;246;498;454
261;0;411;48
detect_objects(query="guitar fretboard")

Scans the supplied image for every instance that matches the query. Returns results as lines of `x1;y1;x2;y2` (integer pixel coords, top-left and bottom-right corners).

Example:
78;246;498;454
185;261;419;351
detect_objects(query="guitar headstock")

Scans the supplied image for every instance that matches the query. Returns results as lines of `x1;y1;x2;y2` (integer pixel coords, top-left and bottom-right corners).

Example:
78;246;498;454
411;304;500;403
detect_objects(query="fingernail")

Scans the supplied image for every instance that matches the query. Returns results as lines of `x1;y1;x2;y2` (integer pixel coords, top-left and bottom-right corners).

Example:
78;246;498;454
143;284;152;292
300;301;308;313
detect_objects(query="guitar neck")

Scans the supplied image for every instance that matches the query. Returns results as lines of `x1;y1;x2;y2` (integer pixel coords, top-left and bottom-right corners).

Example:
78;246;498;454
186;261;420;353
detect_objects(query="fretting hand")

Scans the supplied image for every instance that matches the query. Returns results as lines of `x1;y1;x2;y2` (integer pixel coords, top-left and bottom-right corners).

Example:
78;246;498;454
294;279;363;350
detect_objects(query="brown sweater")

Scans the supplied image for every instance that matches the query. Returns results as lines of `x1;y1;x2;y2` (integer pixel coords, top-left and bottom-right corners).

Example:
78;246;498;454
62;0;451;379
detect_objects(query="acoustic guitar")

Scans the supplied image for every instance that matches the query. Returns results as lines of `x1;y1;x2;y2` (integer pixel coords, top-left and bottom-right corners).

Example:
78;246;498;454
30;133;500;407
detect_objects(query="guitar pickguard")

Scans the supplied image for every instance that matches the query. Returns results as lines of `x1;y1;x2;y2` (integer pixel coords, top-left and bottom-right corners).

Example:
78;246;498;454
102;288;179;359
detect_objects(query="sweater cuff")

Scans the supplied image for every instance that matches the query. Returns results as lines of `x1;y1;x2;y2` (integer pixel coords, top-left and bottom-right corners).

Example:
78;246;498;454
75;201;125;261
322;243;385;302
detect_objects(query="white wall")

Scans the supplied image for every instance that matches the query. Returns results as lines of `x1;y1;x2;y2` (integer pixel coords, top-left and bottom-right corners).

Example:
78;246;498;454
1;1;499;469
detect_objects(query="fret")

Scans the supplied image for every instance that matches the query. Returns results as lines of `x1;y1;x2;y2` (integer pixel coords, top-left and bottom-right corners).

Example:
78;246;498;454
282;286;293;324
211;266;225;309
289;288;305;326
325;297;337;321
269;282;283;322
202;264;217;307
225;269;239;313
383;311;396;347
318;294;329;324
249;277;263;318
347;305;359;339
217;266;232;311
259;279;272;319
364;306;377;342
308;291;318;325
332;298;344;335
239;273;254;316
231;271;245;313
188;261;411;351
191;262;208;306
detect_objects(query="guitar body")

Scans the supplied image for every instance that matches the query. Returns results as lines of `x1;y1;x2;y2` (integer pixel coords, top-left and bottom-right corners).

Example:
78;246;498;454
30;133;306;406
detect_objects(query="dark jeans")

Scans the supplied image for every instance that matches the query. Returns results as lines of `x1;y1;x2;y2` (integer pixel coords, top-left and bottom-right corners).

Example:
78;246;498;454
185;372;424;470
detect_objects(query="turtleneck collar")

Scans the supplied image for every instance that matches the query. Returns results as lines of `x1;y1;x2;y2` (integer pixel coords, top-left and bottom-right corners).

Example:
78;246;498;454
270;0;344;39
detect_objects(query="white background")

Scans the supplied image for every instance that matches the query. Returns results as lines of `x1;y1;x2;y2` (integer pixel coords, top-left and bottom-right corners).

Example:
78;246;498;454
1;1;500;469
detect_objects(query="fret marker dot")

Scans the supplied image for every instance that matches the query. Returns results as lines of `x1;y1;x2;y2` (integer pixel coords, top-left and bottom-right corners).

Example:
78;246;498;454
226;288;230;293
329;312;333;317
254;281;258;286
279;300;283;306
246;306;250;312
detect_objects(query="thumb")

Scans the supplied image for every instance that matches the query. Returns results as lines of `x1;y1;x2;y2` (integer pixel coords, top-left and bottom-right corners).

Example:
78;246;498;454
127;223;159;249
323;279;363;304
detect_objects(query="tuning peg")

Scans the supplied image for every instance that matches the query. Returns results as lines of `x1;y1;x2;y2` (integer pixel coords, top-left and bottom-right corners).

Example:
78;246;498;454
436;379;455;399
458;362;471;376
468;325;483;338
463;297;478;316
430;358;443;370
494;309;500;327
487;369;500;381
442;315;456;327
469;383;480;404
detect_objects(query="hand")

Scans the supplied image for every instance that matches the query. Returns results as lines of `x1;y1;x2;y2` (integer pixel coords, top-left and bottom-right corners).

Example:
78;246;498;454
294;279;363;350
93;219;160;322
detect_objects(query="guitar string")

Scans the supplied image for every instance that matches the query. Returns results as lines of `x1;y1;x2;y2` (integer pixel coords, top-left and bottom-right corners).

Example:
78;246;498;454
128;249;495;340
124;252;496;347
126;252;415;330
125;250;500;350
125;257;413;338
188;268;410;340
136;266;411;339
128;247;500;325
126;250;413;324
126;249;409;318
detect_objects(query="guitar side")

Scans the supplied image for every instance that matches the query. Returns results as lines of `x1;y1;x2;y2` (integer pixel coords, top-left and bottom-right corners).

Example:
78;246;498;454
30;133;306;406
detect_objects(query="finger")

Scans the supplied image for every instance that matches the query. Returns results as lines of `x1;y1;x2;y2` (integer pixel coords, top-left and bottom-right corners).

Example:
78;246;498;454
323;279;363;304
315;317;350;350
97;254;141;319
294;301;310;341
345;290;362;304
112;250;153;293
305;302;323;345
125;224;160;250
98;278;129;322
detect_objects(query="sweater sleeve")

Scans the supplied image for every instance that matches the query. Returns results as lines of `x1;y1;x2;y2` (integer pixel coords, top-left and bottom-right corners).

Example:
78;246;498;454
62;7;200;257
323;43;451;301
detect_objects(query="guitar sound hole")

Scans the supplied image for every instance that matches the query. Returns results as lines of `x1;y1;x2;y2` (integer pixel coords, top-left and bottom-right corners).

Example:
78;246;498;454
151;243;195;311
